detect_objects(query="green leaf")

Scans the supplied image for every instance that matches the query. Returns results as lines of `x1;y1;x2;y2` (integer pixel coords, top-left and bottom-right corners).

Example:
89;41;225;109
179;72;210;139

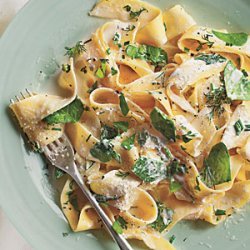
194;54;226;65
90;139;121;163
87;81;98;94
212;30;248;46
44;98;84;125
61;63;71;73
150;107;176;141
119;93;129;116
169;235;176;244
111;67;118;75
121;134;135;150
132;157;166;182
100;125;118;140
112;216;127;234
224;61;250;100
234;119;244;136
129;7;147;20
182;131;197;143
169;179;182;193
64;41;86;58
125;45;138;59
215;209;226;216
201;142;231;187
55;168;65;179
115;170;130;179
149;202;173;232
113;121;129;132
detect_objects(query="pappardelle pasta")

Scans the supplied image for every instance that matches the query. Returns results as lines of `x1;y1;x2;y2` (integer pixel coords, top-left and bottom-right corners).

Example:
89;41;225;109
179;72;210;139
10;0;250;249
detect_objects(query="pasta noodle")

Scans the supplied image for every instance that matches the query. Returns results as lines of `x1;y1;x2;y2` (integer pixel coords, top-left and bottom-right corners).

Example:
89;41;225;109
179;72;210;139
9;0;250;249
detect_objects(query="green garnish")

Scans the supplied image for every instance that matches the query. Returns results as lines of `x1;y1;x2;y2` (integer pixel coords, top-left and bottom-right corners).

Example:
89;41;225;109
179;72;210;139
205;83;232;119
44;98;84;125
195;176;201;191
123;5;131;12
95;59;108;79
169;235;176;244
122;25;136;31
112;216;127;234
150;107;176;141
125;44;168;67
164;22;167;32
95;68;105;78
106;48;111;55
215;209;226;216
61;63;71;73
55;168;65;179
182;131;197;143
149;202;173;232
113;121;129;132
162;147;173;160
100;125;118;140
115;170;130;179
212;30;248;46
132;157;166;183
234;119;244;136
111;67;118;75
201;142;231;187
129;7;147;20
196;34;214;51
121;134;135;150
51;127;62;131
95;194;120;205
113;32;121;48
245;124;250;132
65;41;86;58
87;81;98;94
195;54;226;65
90;139;121;163
166;160;187;178
137;129;149;146
119;93;129;116
169;178;182;193
224;61;250;100
184;47;190;53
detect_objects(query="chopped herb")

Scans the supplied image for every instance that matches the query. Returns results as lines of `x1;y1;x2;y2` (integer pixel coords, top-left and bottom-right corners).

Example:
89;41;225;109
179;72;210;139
95;68;105;78
51;127;62;131
95;194;120;205
119;93;129;116
224;61;250;100
195;176;201;191
205;83;232;119
242;69;248;77
137;129;149;146
87;81;98;94
95;59;108;79
44;98;84;125
184;47;190;53
124;41;130;46
150;107;176;141
121;134;135;150
245;124;250;131
65;41;86;58
55;168;65;179
115;170;130;179
182;131;197;143
122;25;136;31
195;54;226;65
132;157;166;182
129;7;148;20
201;142;231;187
166;160;187;178
113;121;129;132
169;178;182;193
106;48;111;55
62;63;71;73
86;134;92;142
164;22;167;32
112;216;127;234
90;139;121;163
101;125;118;140
113;32;121;48
111;67;118;75
196;34;214;51
234;119;244;136
149;202;173;232
123;5;131;12
125;45;138;59
162;147;173;160
212;30;248;46
169;235;176;244
215;209;226;216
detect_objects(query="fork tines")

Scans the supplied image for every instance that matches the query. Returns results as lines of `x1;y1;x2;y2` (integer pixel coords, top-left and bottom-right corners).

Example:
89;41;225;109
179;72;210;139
10;88;33;104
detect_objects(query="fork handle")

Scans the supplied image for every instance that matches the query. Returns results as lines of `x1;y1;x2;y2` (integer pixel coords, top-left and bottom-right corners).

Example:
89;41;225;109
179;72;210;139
72;164;133;250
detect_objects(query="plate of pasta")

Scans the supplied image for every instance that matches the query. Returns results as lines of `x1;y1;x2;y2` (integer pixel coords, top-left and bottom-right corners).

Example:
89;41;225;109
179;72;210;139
0;0;250;249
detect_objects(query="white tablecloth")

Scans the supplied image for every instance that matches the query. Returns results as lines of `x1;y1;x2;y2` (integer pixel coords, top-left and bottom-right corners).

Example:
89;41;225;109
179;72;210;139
0;1;33;249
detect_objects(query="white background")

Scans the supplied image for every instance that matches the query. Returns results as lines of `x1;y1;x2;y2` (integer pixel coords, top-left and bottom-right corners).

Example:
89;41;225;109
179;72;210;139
0;0;33;249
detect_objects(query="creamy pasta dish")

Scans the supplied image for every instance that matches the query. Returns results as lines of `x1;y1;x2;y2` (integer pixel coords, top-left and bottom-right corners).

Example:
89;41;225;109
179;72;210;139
9;0;250;249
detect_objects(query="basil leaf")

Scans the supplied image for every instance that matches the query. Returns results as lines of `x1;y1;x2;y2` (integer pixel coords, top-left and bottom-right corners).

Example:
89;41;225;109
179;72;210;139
121;134;135;150
201;142;231;187
113;121;129;132
112;216;127;234
212;30;248;46
132;157;166;182
100;125;118;140
224;61;250;100
195;54;226;65
119;93;129;116
150;108;176;141
149;202;173;232
90;139;121;163
44;98;84;125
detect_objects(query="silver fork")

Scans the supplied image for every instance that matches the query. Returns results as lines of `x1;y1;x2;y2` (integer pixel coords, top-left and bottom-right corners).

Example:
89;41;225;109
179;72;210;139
11;91;133;250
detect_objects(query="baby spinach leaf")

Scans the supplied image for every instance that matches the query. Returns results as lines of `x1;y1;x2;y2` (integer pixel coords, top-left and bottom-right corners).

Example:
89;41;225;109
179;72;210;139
132;157;166;182
150;108;176;141
44;98;84;125
121;134;135;150
149;202;173;232
212;30;248;46
195;54;226;65
224;61;250;100
201;142;231;187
